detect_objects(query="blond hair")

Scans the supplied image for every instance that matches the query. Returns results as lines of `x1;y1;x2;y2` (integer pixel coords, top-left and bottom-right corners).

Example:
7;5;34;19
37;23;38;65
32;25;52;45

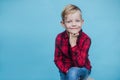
61;4;82;21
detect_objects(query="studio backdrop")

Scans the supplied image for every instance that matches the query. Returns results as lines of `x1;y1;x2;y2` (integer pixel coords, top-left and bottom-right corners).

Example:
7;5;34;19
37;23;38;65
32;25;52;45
0;0;120;80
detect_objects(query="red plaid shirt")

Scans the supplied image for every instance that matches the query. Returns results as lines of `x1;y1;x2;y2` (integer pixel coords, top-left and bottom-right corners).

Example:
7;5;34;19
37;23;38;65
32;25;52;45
54;30;91;73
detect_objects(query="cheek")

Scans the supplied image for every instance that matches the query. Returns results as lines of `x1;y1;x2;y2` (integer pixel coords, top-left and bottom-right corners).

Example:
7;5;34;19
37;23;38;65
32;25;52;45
78;23;83;28
78;22;83;26
64;24;71;28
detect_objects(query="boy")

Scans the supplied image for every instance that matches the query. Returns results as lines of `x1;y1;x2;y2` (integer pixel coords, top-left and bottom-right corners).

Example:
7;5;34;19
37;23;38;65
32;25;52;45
54;4;91;80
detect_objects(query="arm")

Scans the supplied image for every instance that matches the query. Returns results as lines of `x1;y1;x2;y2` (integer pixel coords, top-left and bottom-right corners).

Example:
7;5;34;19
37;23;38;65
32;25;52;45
71;38;91;67
54;37;71;73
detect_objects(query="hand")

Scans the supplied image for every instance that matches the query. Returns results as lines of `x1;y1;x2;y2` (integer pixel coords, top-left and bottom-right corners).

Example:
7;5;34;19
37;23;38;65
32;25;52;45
69;32;79;47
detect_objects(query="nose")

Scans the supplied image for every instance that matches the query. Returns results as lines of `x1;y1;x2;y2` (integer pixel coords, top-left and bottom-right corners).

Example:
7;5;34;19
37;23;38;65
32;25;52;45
72;21;76;27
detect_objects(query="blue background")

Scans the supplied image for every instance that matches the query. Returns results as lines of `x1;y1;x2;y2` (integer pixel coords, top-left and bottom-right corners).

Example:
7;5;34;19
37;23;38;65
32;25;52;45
0;0;120;80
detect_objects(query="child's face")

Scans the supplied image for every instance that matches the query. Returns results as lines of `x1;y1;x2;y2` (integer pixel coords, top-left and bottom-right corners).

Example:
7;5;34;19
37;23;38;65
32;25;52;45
62;11;84;34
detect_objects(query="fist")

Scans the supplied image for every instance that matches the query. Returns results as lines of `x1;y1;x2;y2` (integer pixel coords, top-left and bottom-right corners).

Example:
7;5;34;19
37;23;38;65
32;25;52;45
69;32;79;47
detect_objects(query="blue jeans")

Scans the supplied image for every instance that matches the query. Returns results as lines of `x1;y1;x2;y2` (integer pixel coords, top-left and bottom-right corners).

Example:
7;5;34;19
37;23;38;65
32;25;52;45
59;67;91;80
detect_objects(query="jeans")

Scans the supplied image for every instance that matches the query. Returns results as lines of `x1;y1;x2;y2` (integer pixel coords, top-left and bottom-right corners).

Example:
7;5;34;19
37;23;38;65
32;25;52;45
59;67;91;80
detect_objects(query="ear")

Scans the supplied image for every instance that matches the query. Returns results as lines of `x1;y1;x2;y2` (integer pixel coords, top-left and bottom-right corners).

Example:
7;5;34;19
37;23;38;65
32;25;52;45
60;21;66;28
81;19;84;25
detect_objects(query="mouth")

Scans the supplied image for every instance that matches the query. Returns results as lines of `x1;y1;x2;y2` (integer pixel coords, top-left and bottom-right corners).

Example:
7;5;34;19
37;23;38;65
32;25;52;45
69;28;78;29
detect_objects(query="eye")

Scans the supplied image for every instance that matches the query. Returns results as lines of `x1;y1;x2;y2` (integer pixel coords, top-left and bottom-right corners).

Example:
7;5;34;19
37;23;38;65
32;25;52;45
76;20;81;22
65;20;72;23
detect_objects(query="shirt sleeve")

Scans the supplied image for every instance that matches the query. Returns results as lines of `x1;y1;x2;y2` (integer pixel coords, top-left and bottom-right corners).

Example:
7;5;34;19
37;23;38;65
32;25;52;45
71;38;91;67
54;37;71;73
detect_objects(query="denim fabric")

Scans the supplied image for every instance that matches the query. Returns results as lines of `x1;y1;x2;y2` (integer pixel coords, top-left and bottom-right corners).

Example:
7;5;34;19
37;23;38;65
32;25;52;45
59;67;91;80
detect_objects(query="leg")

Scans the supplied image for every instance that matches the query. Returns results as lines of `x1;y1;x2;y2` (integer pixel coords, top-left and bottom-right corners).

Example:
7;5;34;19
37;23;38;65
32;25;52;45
66;67;90;80
59;71;66;80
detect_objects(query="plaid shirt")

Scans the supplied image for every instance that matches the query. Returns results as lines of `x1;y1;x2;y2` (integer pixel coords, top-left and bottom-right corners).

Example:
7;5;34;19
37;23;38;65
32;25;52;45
54;30;91;73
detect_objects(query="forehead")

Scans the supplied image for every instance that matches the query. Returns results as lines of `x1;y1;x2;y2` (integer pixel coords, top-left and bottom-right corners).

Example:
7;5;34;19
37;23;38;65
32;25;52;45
65;11;81;19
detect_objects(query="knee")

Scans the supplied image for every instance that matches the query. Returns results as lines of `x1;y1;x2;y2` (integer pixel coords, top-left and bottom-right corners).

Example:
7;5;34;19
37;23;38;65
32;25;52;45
68;67;77;75
66;67;78;80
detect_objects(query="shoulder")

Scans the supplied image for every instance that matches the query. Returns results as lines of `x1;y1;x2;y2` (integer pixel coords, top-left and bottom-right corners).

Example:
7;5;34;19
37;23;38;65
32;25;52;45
81;32;91;41
55;31;65;41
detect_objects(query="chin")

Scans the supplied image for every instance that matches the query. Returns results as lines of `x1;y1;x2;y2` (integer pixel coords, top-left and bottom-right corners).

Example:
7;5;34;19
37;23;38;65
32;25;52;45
70;30;80;34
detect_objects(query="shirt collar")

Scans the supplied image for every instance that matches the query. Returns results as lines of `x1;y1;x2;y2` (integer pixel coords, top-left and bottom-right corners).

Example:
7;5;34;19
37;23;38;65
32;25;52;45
63;30;69;39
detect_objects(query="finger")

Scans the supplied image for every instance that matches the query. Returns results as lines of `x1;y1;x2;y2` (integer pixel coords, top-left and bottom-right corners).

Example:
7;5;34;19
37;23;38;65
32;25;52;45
71;33;79;37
